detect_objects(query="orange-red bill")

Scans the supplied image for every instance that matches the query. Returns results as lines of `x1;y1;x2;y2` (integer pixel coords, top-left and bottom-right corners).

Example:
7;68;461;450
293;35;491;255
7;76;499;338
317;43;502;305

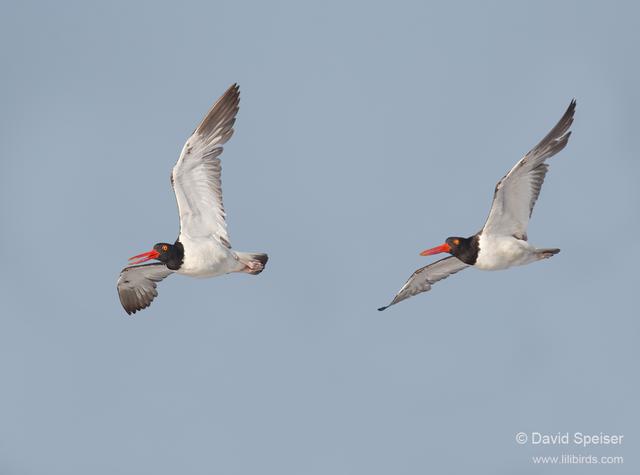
128;249;160;265
420;243;451;256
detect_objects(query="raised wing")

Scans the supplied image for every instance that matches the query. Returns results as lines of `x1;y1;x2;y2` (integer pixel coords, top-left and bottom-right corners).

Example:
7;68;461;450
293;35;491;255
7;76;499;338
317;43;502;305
117;263;174;315
378;256;469;311
171;84;240;246
482;100;576;239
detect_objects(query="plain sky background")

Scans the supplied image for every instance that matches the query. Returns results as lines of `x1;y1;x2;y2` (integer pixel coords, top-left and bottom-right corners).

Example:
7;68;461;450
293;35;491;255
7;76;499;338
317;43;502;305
1;1;639;474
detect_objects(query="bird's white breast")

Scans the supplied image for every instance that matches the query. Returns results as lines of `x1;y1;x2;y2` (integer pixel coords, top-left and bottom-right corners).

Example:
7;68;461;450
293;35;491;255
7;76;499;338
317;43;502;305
475;234;537;270
177;235;242;278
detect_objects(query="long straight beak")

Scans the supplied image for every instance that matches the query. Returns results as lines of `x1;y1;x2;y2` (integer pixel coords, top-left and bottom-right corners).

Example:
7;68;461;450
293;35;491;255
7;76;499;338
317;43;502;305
128;249;160;265
420;243;451;256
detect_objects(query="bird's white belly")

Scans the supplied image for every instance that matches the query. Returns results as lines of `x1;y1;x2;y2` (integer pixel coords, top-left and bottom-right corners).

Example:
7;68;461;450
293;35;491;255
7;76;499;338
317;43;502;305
475;234;537;270
176;236;242;278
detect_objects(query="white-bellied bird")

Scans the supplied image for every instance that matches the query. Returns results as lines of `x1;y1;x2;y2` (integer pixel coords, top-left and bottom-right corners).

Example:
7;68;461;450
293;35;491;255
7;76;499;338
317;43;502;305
379;100;576;311
117;84;268;315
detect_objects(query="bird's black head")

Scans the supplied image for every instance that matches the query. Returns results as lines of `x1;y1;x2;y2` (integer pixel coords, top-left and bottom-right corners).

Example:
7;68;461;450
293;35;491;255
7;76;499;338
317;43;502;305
420;235;479;265
152;243;172;261
153;242;184;270
445;237;465;253
128;241;184;270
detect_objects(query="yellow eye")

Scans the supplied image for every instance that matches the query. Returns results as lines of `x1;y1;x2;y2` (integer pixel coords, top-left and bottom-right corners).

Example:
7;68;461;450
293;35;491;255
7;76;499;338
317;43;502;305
453;239;460;246
162;245;168;251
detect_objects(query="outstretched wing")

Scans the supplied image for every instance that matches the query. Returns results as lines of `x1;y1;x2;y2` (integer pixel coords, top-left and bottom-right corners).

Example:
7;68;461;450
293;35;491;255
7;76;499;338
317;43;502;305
171;84;240;246
378;256;469;311
117;263;174;315
482;100;576;239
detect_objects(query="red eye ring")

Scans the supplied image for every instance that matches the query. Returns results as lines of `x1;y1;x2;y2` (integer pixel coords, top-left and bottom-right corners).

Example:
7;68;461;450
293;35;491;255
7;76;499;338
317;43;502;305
162;245;168;251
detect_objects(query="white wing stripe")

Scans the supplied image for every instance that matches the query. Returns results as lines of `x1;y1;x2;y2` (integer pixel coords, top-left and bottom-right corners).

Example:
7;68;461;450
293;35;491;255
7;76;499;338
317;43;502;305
171;84;240;245
482;100;576;238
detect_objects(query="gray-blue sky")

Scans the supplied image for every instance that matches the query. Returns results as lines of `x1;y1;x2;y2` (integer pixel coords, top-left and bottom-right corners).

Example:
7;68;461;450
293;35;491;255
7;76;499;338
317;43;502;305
1;1;639;474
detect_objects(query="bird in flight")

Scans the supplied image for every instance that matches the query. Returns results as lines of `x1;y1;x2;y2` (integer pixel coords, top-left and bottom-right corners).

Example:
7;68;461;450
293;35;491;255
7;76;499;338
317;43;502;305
117;84;268;315
379;100;576;311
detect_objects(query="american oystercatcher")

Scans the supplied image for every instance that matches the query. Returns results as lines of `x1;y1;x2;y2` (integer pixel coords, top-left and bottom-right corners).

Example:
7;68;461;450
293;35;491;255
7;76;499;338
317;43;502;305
117;84;268;315
378;100;576;311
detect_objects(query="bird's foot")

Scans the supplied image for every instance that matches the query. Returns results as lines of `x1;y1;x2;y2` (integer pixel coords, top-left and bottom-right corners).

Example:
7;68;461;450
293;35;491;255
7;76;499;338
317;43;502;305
536;248;561;260
243;260;264;274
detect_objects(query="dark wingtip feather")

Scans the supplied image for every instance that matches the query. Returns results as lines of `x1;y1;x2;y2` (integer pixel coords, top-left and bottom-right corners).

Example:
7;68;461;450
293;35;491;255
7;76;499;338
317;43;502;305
554;99;576;126
377;306;388;312
194;83;241;137
523;98;577;163
557;99;576;131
